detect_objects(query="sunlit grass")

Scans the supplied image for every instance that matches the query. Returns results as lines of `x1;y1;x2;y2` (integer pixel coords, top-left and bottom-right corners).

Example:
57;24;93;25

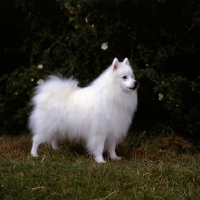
0;133;200;199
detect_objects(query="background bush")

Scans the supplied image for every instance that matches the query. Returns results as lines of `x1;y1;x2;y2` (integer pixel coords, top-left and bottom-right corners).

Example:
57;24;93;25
0;0;200;142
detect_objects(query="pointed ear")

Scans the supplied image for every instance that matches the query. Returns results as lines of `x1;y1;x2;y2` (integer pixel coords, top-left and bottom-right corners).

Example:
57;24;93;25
123;58;130;65
112;58;119;71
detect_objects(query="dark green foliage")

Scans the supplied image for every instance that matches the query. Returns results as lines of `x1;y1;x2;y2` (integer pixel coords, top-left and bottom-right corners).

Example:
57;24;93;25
0;0;200;140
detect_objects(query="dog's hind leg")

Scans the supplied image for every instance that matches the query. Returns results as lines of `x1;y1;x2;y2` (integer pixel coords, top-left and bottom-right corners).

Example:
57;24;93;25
31;135;43;157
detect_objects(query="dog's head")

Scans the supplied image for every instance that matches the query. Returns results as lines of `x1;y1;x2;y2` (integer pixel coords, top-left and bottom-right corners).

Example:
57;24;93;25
112;58;138;92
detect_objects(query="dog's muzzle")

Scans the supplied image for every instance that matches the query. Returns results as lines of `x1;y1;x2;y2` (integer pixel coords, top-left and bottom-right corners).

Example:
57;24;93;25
130;81;139;90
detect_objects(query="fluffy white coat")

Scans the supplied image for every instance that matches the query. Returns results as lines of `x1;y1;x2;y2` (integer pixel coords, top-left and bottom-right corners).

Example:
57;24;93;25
29;58;138;162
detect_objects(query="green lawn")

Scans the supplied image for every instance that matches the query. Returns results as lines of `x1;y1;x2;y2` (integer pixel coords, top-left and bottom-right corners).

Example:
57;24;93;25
0;134;200;200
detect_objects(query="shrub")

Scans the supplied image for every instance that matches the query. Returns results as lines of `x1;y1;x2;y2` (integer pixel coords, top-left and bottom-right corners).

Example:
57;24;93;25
0;0;200;140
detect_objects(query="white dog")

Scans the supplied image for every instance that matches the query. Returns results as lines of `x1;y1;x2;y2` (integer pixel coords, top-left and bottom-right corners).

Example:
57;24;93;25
29;58;138;163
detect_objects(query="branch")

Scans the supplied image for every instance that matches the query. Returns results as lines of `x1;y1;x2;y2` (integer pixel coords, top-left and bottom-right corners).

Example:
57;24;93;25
44;35;65;54
157;21;196;70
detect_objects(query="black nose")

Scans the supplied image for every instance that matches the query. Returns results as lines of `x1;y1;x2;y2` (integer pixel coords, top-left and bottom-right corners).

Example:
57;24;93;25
130;80;139;90
134;81;139;88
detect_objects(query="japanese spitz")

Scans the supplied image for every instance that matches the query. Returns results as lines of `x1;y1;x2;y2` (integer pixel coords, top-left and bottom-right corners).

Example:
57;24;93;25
29;58;138;163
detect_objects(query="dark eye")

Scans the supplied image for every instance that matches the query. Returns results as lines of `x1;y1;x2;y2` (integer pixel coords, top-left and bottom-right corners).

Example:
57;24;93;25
122;76;127;79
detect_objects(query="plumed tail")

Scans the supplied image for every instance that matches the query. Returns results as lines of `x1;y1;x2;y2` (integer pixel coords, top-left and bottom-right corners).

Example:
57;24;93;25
31;75;79;107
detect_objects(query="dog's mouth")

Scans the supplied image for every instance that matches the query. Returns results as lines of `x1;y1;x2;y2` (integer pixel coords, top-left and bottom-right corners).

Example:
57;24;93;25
129;86;137;90
129;81;139;90
129;87;136;90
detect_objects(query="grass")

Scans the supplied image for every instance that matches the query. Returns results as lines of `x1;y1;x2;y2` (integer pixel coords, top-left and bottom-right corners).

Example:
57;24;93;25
0;133;200;200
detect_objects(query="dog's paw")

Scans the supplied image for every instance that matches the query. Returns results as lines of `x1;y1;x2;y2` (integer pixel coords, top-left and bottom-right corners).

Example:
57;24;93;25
111;156;122;161
94;156;106;163
98;160;106;163
31;153;38;157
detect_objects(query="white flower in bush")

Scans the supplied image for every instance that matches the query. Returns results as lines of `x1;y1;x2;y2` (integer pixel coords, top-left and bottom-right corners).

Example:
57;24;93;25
37;79;44;85
38;64;43;69
101;42;108;50
158;93;163;101
31;79;34;82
